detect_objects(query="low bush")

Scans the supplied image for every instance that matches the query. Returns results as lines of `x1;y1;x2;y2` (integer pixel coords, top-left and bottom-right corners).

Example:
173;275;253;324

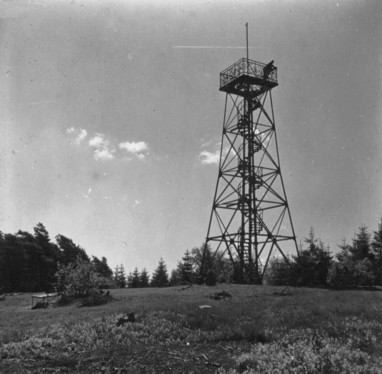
56;258;107;298
328;258;375;289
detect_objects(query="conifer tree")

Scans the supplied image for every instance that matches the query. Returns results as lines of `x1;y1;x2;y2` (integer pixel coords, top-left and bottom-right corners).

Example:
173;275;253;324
372;218;382;284
140;268;150;287
151;257;169;287
179;250;194;284
293;227;332;287
169;268;180;286
33;223;61;290
200;244;216;286
92;256;113;278
350;225;373;262
328;226;375;289
56;234;89;265
128;267;141;288
114;264;126;288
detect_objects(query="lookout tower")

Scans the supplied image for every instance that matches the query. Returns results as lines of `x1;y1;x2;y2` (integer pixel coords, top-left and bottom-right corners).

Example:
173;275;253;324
202;31;298;283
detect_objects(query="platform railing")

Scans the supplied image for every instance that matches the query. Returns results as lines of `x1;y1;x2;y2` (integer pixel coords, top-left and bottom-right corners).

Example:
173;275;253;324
220;58;278;89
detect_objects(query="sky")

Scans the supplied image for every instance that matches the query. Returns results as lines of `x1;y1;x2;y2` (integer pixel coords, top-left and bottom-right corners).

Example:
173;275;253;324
0;0;381;274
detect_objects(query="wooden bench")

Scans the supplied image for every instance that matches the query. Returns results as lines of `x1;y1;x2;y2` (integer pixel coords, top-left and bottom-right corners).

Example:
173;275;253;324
31;293;59;309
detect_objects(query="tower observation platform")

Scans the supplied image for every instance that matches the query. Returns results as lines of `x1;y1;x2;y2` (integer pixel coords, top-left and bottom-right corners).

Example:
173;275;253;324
220;58;278;97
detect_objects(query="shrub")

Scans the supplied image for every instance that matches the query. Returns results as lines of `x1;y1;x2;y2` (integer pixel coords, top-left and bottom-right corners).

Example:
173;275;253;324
327;258;375;289
80;291;112;307
264;257;293;286
55;257;107;298
327;259;355;289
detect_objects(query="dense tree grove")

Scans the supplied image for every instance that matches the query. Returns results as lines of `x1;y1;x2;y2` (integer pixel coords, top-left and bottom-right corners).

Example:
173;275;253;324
169;244;232;286
265;219;382;289
0;223;113;293
326;225;376;289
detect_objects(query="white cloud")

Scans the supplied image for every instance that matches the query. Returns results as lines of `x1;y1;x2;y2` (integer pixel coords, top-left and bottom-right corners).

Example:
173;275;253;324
66;127;87;144
76;129;87;144
119;141;148;153
200;150;220;165
89;133;115;161
93;148;115;161
119;141;149;159
199;142;235;165
89;134;106;148
67;129;151;162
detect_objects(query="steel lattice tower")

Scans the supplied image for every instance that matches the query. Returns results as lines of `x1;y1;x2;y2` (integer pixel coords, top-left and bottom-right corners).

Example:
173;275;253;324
202;56;298;284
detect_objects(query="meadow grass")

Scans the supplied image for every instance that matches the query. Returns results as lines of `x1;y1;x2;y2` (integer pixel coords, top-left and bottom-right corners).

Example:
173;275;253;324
1;285;382;373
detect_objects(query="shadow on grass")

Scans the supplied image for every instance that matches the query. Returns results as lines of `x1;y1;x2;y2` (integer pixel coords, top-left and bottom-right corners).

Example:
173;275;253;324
186;309;268;343
219;323;268;343
57;292;114;308
45;356;78;369
209;290;232;300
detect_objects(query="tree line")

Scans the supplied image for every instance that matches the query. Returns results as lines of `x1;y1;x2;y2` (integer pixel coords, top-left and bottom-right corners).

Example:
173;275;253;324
0;221;201;293
0;223;113;293
262;218;382;289
2;217;382;293
133;217;382;290
113;258;171;288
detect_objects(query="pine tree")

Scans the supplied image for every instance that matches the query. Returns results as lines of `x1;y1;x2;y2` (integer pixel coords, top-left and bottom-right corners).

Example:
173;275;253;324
190;245;204;274
372;218;382;284
350;225;373;262
114;266;119;285
114;264;126;288
179;250;194;284
293;227;332;287
128;267;141;288
33;223;61;291
56;234;89;265
16;230;42;292
200;244;216;286
140;268;150;287
328;227;375;289
92;256;113;278
33;223;50;246
151;257;169;287
169;268;180;286
119;265;127;288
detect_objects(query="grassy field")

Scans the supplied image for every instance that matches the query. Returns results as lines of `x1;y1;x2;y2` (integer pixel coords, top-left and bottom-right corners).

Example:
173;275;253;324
1;284;382;373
